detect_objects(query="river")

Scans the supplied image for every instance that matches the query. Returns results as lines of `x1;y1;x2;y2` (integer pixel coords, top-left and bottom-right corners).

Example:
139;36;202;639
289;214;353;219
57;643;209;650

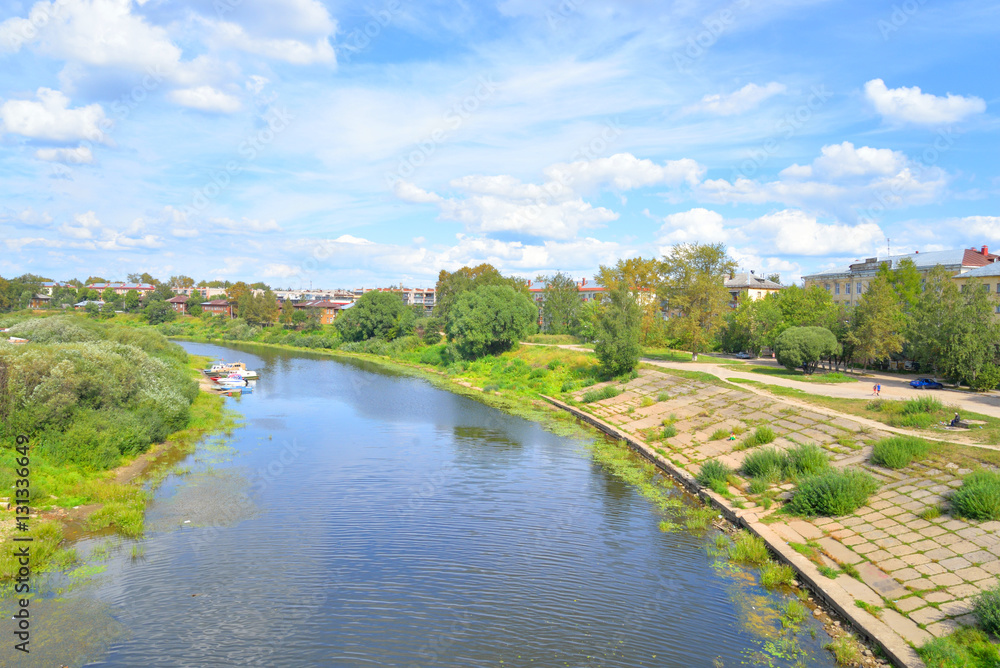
8;341;841;667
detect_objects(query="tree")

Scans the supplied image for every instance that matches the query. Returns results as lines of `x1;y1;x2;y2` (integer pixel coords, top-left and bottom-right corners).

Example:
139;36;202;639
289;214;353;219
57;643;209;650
570;299;601;341
100;287;118;303
281;299;295;326
445;285;537;359
336;291;414;341
594;285;642;376
774;326;840;374
144;300;176;325
884;257;923;317
238;289;280;327
846;275;906;370
434;264;528;321
538;272;579;334
226;282;252;313
123;290;141;312
186;295;203;316
908;266;959;376
250;281;270;291
719;292;783;356
85;276;106;285
127;272;157;284
659;242;737;361
939;279;1000;387
775;285;838;330
597;257;665;345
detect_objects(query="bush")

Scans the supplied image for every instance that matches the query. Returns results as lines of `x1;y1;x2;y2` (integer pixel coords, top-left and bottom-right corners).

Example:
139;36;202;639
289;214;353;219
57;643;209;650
918;627;1000;668
973;583;1000;636
696;459;732;488
738;425;776;450
774;326;840;374
952;470;1000;521
903;395;944;414
871;436;931;469
972;364;1000;392
825;635;862;666
784;443;830;478
730;531;769;565
742;448;785;482
710;428;730;441
788;469;880;516
446;285;537;360
594;285;641;377
335;290;415;342
760;561;795;588
581;386;621;403
660;424;677;439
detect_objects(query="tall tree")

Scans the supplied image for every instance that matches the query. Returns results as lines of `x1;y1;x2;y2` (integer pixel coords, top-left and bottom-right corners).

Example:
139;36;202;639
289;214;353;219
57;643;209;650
908;266;958;376
659;242;737;361
940;279;999;387
434;264;528;321
123;290;141;312
227;281;252;314
336;291;414;341
446;285;537;359
594;285;642;376
845;275;905;370
169;275;195;288
238;289;280;327
884;257;923;317
596;257;664;345
538;272;579;335
720;292;783;356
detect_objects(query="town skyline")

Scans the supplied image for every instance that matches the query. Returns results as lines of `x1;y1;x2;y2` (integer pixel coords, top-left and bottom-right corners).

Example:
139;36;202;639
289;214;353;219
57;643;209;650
1;1;997;286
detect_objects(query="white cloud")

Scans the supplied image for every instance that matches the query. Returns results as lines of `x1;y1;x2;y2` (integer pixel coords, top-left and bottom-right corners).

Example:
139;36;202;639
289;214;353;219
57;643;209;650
683;82;786;116
438;194;618;239
1;88;109;142
209;217;282;233
798;142;908;180
747;210;884;256
59;211;102;239
333;234;374;245
543;153;705;192
394;181;443;204
950;216;1000;242
171;228;199;238
209;21;335;65
658;208;729;245
262;263;303;278
35;146;94;164
864;79;986;125
168;86;242;114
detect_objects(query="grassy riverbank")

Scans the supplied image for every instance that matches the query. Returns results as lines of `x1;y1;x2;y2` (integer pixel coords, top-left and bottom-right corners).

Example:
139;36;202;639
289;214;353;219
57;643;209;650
0;315;232;587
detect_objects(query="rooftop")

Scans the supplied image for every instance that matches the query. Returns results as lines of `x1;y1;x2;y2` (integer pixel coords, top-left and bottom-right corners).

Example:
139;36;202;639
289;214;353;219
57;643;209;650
804;246;996;278
724;272;783;291
954;262;1000;279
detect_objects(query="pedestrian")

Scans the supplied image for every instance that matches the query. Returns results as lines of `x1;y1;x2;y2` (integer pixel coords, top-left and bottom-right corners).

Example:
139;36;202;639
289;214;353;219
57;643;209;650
876;383;881;397
872;384;878;396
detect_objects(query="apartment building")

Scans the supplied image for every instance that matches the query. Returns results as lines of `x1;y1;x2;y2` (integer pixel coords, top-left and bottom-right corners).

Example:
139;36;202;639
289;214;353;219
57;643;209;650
951;261;1000;317
802;246;998;307
724;272;783;307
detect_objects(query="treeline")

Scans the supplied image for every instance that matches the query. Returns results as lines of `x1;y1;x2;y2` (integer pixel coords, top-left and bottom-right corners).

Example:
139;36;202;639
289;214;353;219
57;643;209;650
719;259;1000;389
0;315;198;481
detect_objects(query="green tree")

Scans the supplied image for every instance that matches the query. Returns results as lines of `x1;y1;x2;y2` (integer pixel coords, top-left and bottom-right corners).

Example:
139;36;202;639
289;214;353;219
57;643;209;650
186;295;203;316
84;276;106;285
596;257;664;344
445;285;537;359
336;291;414;341
846;275;906;370
884;257;923;317
908;266;958;375
538;272;579;334
169;275;195;289
720;292;783;356
940;279;1000;387
569;299;602;341
594;285;642;376
144;300;176;325
659;242;737;360
238;289;280;327
775;285;838;330
434;264;528;321
227;282;252;314
122;290;141;312
774;326;840;373
100;287;118;303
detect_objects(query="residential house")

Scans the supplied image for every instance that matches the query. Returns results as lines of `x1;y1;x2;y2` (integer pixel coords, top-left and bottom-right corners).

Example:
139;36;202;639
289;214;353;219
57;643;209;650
87;282;156;296
293;300;343;324
173;286;228;299
167;295;190;314
802;245;999;307
40;281;70;295
201;299;235;318
724;272;784;307
28;294;52;309
951;260;1000;318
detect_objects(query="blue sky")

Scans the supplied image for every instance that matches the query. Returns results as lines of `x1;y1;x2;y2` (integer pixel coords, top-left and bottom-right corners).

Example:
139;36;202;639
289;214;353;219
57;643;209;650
1;0;997;288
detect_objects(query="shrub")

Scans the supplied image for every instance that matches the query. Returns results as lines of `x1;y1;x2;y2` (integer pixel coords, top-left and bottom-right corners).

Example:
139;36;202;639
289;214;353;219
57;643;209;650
660;424;677;439
729;531;769;565
782;599;807;626
788;469;880;516
738;425;776;450
760;561;795;588
972;364;1000;392
903;395;944;414
748;478;770;495
640;396;654;408
871;436;931;469
918;627;1000;668
741;447;785;482
594;285;641;377
581;386;621;403
774;326;840;374
825;635;862;666
784;443;830;478
446;285;537;359
696;459;732;488
710;428;730;441
952;470;1000;521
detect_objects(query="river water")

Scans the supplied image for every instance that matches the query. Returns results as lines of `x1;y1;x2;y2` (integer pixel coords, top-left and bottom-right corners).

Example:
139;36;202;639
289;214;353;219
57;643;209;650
7;341;840;667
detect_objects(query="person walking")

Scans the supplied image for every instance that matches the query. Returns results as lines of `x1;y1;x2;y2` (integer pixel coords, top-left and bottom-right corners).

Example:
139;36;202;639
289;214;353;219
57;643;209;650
876;383;881;397
872;384;878;396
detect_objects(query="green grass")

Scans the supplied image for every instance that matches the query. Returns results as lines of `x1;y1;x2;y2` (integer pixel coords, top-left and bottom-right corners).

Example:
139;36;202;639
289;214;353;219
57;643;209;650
855;600;882;617
871;435;933;469
696;459;733;489
735;425;776;450
710;427;731;441
972;581;1000;634
640;396;655;408
684;506;718;530
524;334;583;345
952;470;1000;521
825;635;863;666
581;385;621;403
733;366;859;384
660;424;677;439
918;627;1000;668
787;469;880;517
759;561;795;588
641;347;693;362
818;565;839;578
742;447;786;482
918;505;944;521
782;599;808;626
729;530;770;566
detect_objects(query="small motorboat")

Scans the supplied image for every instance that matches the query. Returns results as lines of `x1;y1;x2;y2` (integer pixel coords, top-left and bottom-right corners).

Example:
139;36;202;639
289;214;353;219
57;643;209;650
203;361;259;380
213;373;248;388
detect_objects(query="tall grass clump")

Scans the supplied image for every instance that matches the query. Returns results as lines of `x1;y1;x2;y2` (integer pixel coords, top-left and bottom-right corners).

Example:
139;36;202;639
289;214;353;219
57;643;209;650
951;470;1000;521
729;531;769;566
785;443;830;477
871;436;932;469
918;627;1000;668
788;469;880;516
825;635;863;666
696;459;733;492
903;395;944;415
972;582;1000;635
737;425;776;450
759;561;795;588
741;448;785;482
581;386;621;403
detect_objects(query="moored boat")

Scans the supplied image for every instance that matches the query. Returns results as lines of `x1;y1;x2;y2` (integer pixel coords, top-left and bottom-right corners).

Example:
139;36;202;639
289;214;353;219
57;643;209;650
203;361;259;380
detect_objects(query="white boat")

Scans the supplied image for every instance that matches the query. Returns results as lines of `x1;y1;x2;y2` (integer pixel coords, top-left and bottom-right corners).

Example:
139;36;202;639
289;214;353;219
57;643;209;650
213;373;248;388
204;361;259;380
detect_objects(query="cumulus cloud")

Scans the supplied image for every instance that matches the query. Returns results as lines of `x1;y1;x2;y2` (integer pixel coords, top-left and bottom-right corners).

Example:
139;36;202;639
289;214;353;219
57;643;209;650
35;146;94;164
747;210;884;256
262;263;303;278
210;21;335;65
864;79;986;125
683;82;786;116
394;181;443;204
781;142;907;180
60;210;102;239
168;86;242;113
543;153;705;192
1;88;109;142
658;208;728;245
950;216;1000;241
333;234;374;245
209;217;282;233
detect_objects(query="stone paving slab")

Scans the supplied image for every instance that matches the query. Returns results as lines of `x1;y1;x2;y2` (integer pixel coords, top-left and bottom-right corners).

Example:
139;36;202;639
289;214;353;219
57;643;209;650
818;537;864;565
880;608;933;646
857;562;908;599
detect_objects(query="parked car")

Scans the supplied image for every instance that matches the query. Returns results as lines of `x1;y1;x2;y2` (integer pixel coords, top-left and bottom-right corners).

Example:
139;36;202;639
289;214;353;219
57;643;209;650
734;352;753;359
909;378;944;390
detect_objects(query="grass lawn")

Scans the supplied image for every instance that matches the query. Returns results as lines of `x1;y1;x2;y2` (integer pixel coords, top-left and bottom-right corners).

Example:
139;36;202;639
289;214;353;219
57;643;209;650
720;364;860;384
641;347;693;362
726;378;1000;447
523;333;585;345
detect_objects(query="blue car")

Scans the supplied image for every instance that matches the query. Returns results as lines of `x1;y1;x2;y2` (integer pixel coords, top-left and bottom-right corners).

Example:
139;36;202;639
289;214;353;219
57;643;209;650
910;378;944;390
